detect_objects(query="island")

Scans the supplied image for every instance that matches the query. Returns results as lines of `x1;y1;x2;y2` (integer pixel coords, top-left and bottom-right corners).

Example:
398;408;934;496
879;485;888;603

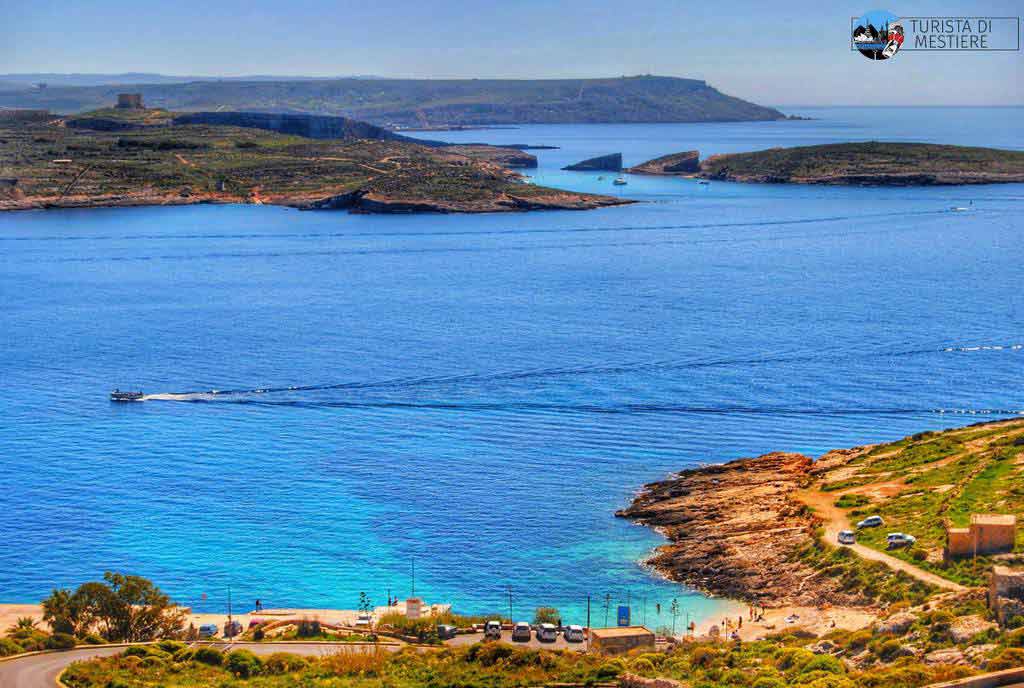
697;142;1024;185
563;153;623;172
0;75;788;126
0;107;628;213
626;150;700;175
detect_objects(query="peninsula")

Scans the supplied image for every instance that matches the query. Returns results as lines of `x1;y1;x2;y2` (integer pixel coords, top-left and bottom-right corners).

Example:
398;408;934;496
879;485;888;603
0;108;627;213
0;75;788;126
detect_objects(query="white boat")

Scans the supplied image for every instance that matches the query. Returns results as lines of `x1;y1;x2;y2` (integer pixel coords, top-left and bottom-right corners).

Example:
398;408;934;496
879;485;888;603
950;200;973;212
613;176;627;186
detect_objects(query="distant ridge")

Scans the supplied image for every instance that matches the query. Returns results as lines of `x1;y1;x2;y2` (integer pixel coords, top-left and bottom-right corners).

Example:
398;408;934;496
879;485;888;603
0;75;787;126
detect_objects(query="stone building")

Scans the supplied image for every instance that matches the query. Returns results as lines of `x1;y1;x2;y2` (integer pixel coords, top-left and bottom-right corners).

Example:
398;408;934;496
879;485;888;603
589;626;656;655
116;93;144;109
946;514;1017;560
989;566;1024;625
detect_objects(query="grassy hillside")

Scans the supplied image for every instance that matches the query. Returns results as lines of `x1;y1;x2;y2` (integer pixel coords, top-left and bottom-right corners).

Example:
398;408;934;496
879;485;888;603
699;142;1024;185
0;76;787;125
0;110;624;213
820;419;1024;586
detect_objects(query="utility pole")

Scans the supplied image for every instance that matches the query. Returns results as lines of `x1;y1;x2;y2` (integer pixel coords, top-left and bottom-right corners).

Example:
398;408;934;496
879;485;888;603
411;558;416;598
603;594;611;628
227;583;233;639
586;594;591;652
506;585;513;622
642;596;647;626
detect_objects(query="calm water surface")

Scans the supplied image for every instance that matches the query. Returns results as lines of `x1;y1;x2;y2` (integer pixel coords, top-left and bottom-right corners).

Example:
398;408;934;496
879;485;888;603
1;107;1022;625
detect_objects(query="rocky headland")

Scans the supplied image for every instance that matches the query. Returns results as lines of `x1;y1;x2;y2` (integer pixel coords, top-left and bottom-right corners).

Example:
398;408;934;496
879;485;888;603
563;153;622;171
627;150;700;175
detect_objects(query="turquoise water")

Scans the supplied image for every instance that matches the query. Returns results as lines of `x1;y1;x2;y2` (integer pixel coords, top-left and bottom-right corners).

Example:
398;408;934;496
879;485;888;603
1;107;1022;627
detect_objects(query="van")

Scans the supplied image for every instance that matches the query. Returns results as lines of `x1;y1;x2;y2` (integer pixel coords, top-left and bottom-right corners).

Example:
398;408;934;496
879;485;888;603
837;530;856;545
536;623;557;642
484;620;502;640
857;515;884;529
436;624;458;640
511;622;532;642
198;623;218;638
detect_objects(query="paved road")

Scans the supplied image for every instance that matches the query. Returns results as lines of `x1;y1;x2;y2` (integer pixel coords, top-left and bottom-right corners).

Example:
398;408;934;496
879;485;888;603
0;641;398;687
797;489;967;592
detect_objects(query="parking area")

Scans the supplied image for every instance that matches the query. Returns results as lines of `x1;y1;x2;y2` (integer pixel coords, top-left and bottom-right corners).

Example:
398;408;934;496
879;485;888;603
445;630;585;651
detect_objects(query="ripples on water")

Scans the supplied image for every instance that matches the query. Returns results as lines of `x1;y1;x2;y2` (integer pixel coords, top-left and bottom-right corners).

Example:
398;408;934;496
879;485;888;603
0;107;1022;624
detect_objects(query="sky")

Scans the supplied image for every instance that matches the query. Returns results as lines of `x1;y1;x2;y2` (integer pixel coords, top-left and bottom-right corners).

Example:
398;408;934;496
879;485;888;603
2;0;1022;106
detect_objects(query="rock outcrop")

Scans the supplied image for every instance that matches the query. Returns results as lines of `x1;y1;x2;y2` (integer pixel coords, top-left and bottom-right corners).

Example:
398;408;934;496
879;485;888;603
172;111;420;143
563;153;622;172
626;151;700;175
616;452;827;605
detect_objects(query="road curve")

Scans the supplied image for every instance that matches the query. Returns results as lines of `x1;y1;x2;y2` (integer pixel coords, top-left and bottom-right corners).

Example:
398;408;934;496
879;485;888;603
797;489;967;593
0;641;398;688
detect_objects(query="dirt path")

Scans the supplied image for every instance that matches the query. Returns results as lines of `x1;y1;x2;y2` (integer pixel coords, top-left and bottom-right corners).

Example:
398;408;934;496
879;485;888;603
796;489;967;592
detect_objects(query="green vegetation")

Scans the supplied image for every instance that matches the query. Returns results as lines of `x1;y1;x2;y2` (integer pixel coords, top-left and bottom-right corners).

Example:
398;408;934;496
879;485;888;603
827;420;1024;586
533;607;561;625
796;538;933;606
377;610;505;643
0;76;786;125
59;626;1012;688
0;111;616;212
699;142;1024;185
41;571;184;642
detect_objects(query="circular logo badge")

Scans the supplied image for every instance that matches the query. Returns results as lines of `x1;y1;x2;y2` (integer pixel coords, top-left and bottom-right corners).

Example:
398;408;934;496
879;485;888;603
853;9;904;60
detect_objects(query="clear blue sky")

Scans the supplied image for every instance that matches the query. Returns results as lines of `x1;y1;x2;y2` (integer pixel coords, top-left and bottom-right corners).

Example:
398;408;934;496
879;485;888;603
3;0;1021;105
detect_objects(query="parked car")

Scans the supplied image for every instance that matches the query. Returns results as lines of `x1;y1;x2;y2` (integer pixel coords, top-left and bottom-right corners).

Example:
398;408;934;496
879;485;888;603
355;613;373;628
511;622;532;642
837;530;856;545
436;624;458;640
887;532;917;548
223;620;242;637
536;623;557;642
484;620;503;640
563;625;585;643
198;623;218;638
857;515;884;529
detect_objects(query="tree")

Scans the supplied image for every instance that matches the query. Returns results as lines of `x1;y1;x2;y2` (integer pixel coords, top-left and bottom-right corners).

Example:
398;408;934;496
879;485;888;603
533;607;560;625
41;572;185;641
358;592;372;614
669;598;680;637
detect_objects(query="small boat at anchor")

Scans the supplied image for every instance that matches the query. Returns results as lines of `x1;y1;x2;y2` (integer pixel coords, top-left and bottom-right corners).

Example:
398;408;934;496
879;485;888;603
613;176;628;186
110;389;144;402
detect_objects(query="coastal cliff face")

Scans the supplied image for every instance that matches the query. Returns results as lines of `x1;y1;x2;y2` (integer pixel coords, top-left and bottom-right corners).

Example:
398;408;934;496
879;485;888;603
618;452;825;605
627;150;700;175
170;111;425;144
563;153;623;172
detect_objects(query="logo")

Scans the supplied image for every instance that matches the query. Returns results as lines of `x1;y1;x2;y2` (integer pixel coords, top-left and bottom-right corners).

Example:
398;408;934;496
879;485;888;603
853;10;903;60
852;11;1021;61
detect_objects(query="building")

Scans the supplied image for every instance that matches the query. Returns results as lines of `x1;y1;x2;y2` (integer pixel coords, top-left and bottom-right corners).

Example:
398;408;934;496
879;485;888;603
945;514;1017;560
0;109;52;122
116;93;144;109
989;566;1024;626
589;626;656;655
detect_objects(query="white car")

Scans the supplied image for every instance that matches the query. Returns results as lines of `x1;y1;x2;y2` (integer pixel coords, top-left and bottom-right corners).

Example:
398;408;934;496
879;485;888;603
536;623;557;642
857;515;884;529
887;532;917;548
837;530;856;545
563;625;585;643
355;613;373;628
484;620;503;640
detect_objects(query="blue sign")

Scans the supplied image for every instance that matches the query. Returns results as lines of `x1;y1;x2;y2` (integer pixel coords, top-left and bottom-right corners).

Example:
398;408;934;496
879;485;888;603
617;605;630;626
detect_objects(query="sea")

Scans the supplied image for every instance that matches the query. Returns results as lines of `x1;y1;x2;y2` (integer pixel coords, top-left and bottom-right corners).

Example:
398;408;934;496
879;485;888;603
1;106;1021;628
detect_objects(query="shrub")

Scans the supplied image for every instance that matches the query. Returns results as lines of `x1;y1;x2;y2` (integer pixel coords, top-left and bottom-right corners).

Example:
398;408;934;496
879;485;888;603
139;655;165;668
595;658;626;680
226;648;263;678
82;634;106;645
0;638;23;656
775;647;814;672
192;646;224;666
987;648;1024;671
691;645;719;668
752;678;786;688
910;548;927;562
45;633;77;650
263;652;307;674
157;640;185;653
834;494;870;508
1006;627;1024;647
295;618;321;638
172;647;196;662
800;654;845;675
467;641;516;666
122;645;149;658
533;607;560;625
630;657;655;674
253;626;265;640
845;630;872;651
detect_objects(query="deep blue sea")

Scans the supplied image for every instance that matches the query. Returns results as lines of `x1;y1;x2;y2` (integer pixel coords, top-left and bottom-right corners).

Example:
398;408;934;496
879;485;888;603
1;106;1022;627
